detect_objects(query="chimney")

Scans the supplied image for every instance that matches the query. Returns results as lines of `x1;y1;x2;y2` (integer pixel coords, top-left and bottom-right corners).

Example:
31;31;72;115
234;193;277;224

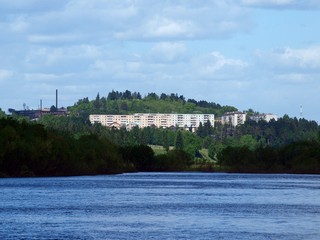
56;89;58;109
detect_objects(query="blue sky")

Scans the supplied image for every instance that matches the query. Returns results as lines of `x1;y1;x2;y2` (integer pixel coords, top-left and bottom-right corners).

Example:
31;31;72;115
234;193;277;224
0;0;320;121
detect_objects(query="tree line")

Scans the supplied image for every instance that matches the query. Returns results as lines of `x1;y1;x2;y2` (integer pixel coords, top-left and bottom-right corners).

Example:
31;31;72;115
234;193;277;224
37;111;320;174
0;117;124;177
38;114;203;161
218;139;320;173
0;117;193;177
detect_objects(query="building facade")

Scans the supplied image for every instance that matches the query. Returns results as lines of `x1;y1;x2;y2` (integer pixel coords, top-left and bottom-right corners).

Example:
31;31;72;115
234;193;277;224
250;113;278;122
220;111;246;127
90;113;215;130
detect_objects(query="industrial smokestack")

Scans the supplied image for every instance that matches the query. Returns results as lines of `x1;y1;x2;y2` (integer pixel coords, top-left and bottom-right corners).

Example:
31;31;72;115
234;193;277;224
56;89;58;110
40;99;42;110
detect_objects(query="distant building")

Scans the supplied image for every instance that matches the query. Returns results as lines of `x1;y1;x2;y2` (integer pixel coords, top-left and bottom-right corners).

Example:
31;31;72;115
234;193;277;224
220;111;246;127
90;113;215;130
10;89;68;120
12;108;68;120
250;113;278;122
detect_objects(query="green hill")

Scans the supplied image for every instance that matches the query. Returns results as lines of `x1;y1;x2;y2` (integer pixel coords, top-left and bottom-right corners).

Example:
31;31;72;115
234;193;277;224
68;90;237;120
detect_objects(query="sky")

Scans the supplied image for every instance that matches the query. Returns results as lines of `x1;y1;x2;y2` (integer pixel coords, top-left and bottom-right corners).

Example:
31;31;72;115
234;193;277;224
0;0;320;122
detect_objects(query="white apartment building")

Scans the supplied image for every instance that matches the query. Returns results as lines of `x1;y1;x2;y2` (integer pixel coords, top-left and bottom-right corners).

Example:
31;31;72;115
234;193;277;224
89;113;215;130
220;111;246;127
250;113;278;122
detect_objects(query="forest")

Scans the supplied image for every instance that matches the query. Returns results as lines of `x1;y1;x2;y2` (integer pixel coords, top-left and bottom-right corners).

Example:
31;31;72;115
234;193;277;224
68;90;237;122
0;116;193;177
1;90;320;177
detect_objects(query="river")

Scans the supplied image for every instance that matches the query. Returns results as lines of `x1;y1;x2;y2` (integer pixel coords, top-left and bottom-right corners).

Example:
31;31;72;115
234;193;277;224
1;172;319;239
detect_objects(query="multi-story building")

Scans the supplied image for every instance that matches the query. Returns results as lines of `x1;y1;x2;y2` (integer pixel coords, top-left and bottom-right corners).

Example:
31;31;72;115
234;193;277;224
89;113;215;130
220;111;246;127
250;113;278;122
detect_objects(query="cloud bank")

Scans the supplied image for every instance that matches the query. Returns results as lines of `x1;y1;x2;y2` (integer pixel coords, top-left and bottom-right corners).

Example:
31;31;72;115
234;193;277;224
0;0;320;121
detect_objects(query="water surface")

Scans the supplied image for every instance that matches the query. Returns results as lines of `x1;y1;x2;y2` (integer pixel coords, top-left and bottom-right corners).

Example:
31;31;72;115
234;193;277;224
1;172;319;239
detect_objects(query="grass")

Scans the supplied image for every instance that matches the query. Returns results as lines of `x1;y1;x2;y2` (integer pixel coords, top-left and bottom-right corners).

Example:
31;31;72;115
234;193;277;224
149;145;170;155
198;148;216;163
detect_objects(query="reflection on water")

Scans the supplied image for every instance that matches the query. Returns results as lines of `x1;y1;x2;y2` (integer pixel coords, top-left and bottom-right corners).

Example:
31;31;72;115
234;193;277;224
1;172;320;239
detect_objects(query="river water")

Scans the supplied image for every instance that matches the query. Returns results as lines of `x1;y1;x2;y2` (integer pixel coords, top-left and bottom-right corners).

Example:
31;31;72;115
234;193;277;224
0;172;319;239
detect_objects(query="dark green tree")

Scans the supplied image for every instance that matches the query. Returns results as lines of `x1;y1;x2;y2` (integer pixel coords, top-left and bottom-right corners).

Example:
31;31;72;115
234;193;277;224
101;97;107;112
93;93;101;110
197;122;205;138
120;101;128;112
175;131;184;150
120;145;155;171
167;149;192;171
163;130;170;152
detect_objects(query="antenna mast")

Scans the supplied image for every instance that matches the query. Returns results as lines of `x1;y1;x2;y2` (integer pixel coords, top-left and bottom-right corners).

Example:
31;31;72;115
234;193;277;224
56;89;58;110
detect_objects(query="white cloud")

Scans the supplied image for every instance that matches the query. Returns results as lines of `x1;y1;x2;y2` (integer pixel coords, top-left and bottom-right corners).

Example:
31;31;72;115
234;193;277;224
144;17;193;38
23;45;103;74
241;0;295;5
25;73;74;82
1;0;320;121
0;0;252;45
27;34;83;44
240;0;320;9
91;59;124;73
194;51;249;77
0;0;65;13
150;42;187;62
90;56;146;84
10;16;29;33
85;47;250;99
256;46;320;73
274;73;316;84
0;70;13;82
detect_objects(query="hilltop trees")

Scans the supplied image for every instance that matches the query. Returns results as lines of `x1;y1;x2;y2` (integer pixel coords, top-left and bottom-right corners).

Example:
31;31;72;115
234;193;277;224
93;93;101;110
107;90;141;100
68;90;237;117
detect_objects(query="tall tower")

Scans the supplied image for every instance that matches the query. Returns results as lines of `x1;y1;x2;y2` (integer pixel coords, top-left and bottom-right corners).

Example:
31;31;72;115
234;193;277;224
300;105;303;119
56;89;58;110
